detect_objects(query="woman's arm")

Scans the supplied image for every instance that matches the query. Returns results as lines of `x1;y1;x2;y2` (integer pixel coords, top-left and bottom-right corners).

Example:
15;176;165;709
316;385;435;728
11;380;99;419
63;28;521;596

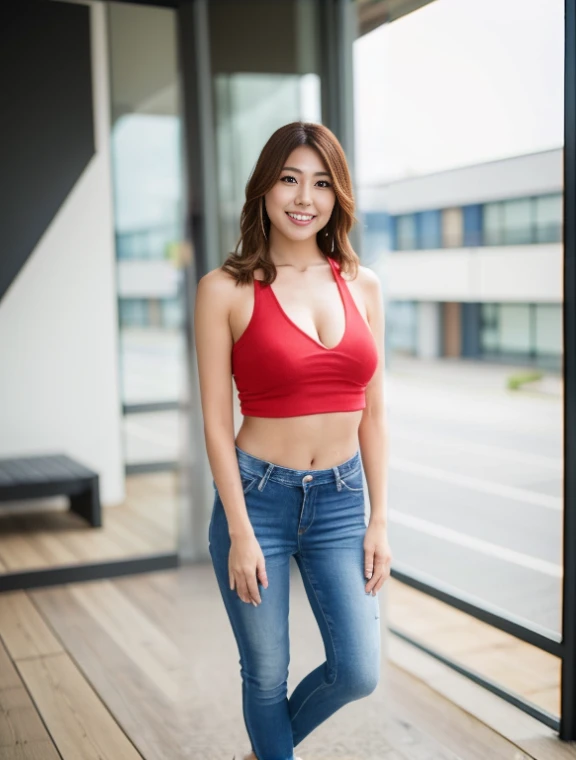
357;265;392;596
358;266;389;528
194;269;254;539
195;269;268;606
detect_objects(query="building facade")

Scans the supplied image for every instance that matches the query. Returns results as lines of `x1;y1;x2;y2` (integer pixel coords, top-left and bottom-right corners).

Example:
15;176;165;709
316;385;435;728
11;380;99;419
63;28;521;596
361;148;563;370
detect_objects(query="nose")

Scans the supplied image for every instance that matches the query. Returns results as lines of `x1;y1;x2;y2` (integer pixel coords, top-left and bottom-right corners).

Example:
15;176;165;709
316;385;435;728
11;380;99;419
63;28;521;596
296;182;312;207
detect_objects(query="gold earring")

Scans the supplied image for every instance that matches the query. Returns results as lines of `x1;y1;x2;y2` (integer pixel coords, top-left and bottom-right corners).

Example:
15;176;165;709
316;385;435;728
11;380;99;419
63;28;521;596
260;201;268;240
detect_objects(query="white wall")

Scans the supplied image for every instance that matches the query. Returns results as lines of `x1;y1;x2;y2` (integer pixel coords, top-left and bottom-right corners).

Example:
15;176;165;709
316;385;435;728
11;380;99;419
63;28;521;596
417;302;441;358
385;243;562;303
0;3;124;504
375;148;563;214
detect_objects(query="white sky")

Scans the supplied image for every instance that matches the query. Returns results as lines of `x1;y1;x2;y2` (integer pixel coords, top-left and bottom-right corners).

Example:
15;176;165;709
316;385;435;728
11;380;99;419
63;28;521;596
353;0;565;185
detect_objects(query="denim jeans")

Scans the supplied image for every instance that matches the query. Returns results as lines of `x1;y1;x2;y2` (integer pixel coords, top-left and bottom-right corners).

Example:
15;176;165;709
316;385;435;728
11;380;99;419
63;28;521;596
208;444;381;760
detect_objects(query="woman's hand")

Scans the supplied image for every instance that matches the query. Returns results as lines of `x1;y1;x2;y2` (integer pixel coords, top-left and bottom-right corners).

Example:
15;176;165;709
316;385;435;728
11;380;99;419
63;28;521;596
364;521;392;595
229;533;269;605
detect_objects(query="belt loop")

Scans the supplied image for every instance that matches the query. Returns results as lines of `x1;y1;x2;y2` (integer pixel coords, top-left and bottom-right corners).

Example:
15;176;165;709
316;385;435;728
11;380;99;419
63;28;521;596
332;464;342;491
258;463;274;491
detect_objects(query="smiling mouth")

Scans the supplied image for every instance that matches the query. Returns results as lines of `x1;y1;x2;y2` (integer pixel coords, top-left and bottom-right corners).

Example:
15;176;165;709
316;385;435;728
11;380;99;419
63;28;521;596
286;212;316;222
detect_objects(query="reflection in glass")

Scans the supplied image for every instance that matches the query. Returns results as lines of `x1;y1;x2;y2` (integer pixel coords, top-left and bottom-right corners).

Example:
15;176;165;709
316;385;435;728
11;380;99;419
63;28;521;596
108;3;186;472
535;193;562;243
109;4;185;406
215;72;321;261
503;198;532;245
354;0;564;707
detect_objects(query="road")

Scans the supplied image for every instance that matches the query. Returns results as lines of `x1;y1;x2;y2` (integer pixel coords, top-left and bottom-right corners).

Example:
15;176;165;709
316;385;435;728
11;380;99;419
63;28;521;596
384;357;563;635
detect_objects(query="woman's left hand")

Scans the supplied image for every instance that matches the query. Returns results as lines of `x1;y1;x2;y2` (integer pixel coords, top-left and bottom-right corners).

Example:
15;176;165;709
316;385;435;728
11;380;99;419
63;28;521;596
363;521;392;595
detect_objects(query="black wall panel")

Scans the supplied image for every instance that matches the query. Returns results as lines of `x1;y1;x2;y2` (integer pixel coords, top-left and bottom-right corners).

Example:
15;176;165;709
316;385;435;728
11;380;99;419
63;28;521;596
0;1;95;302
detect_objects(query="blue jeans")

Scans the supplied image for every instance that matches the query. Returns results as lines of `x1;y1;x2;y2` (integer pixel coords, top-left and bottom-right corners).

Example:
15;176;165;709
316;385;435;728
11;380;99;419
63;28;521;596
208;444;381;760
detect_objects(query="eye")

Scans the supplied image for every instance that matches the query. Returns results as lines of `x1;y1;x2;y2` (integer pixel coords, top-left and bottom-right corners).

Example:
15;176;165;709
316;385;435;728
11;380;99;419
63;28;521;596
280;175;332;188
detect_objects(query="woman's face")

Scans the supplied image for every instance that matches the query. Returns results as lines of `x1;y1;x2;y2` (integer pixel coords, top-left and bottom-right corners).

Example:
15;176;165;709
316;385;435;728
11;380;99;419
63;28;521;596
264;145;336;243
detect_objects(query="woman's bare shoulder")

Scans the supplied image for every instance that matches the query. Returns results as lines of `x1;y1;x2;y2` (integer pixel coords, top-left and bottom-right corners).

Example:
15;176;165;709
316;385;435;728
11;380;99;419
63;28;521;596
355;264;380;286
200;265;266;286
197;266;265;311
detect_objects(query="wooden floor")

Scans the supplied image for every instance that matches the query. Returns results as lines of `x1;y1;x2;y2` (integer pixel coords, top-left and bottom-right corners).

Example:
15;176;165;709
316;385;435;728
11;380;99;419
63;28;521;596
388;578;561;716
1;565;575;760
0;472;177;573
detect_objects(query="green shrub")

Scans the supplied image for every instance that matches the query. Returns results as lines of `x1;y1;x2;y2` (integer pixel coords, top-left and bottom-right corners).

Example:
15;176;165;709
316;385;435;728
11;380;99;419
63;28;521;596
507;370;544;390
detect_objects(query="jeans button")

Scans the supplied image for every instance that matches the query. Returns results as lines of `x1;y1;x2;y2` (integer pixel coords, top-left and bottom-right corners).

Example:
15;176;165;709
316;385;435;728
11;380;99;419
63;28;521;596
303;474;313;482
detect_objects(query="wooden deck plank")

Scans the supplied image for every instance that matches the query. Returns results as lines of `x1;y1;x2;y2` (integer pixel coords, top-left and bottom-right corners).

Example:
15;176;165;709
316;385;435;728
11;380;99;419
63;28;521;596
67;580;181;703
0;472;177;573
0;639;61;760
28;584;183;760
29;567;553;760
0;591;62;659
389;578;561;714
17;652;143;760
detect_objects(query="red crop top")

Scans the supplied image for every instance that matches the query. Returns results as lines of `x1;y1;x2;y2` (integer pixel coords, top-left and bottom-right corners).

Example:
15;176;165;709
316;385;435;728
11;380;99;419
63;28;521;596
231;255;379;417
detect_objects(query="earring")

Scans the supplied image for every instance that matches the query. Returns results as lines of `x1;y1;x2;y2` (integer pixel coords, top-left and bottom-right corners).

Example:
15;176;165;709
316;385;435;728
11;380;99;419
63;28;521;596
260;200;268;240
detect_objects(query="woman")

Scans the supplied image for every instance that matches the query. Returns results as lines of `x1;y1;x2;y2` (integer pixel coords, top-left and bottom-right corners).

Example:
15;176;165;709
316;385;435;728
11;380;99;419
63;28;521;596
195;121;391;760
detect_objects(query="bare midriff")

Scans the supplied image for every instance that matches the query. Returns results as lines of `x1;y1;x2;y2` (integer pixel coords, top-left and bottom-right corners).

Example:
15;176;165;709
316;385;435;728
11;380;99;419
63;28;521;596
235;410;363;470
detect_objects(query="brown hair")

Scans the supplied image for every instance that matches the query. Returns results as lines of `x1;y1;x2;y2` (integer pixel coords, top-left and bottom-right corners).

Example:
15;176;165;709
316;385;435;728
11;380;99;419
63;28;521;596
221;121;360;285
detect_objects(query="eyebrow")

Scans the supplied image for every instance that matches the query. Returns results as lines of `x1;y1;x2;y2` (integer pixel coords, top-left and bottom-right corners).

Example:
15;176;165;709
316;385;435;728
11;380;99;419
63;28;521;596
281;166;331;177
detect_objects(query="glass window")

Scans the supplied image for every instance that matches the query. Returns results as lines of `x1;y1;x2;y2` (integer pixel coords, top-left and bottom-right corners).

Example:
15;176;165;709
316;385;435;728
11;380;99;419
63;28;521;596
388;300;417;353
361;211;391;262
503;198;533;244
210;0;323;262
353;0;565;716
483;202;503;246
389;215;397;250
463;204;483;246
499;304;531;353
119;298;149;328
109;2;186;409
161;297;184;329
418;210;442;248
396;214;417;250
480;303;499;352
534;193;562;243
535;304;562;355
442;207;463;248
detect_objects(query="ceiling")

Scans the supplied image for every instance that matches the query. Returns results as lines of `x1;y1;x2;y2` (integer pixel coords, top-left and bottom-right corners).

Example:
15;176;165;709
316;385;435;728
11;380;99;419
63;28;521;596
356;0;436;35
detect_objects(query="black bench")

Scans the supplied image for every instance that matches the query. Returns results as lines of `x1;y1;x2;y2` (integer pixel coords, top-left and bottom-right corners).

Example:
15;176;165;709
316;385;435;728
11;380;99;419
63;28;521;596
0;454;101;527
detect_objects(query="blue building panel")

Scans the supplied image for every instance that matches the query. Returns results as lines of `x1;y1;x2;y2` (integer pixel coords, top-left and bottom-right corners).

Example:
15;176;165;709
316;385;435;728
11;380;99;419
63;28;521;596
463;204;483;247
417;210;442;249
361;210;391;261
388;214;397;251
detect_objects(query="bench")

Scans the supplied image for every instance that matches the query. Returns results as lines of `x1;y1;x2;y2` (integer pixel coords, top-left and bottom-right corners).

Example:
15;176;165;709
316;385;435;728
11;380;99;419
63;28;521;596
0;454;101;527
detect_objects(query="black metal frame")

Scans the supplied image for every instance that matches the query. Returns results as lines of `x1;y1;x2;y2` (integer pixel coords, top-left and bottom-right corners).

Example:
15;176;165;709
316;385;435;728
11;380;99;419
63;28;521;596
389;567;562;731
561;0;576;741
0;553;179;593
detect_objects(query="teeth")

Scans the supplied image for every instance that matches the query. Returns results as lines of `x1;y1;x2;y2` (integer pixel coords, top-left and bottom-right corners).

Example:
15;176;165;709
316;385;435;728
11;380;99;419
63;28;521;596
288;212;314;221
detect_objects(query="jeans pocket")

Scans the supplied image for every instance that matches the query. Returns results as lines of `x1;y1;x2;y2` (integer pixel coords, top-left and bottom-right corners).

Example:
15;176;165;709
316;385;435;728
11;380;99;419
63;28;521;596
339;466;364;492
240;474;259;495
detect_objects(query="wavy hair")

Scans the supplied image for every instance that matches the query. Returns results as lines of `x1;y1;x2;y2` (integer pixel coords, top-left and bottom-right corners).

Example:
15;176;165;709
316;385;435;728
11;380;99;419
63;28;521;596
221;121;359;285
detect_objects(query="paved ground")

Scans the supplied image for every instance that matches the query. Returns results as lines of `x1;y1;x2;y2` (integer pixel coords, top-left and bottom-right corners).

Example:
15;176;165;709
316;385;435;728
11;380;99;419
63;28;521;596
384;355;563;633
